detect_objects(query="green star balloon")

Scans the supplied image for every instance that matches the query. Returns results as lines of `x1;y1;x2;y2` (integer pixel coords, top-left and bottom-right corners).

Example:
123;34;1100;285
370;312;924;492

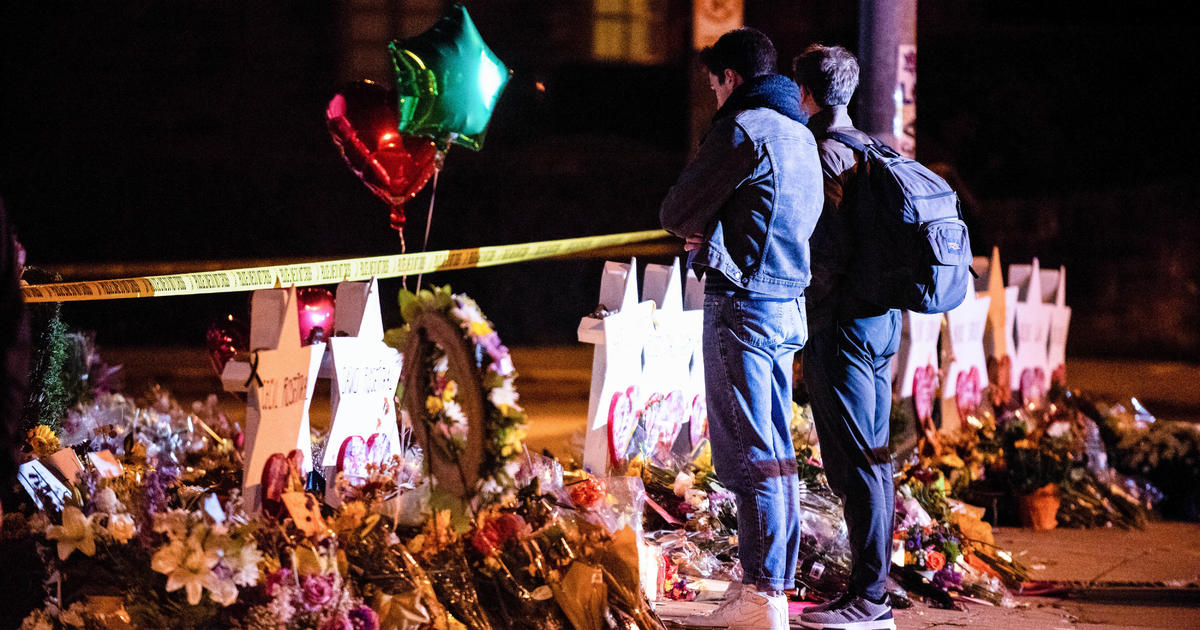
388;4;512;151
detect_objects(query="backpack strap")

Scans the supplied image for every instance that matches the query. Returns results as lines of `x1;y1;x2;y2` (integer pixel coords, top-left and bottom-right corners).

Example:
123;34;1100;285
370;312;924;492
824;130;870;154
825;131;904;159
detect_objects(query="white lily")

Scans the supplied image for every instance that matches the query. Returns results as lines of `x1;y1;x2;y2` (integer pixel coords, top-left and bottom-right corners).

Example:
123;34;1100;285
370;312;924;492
152;534;221;605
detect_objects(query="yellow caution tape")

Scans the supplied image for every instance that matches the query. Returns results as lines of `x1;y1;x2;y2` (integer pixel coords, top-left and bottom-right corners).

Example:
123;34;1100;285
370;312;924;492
22;229;671;303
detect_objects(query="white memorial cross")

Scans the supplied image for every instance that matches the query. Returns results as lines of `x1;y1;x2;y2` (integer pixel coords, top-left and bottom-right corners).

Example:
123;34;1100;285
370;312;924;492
323;278;404;506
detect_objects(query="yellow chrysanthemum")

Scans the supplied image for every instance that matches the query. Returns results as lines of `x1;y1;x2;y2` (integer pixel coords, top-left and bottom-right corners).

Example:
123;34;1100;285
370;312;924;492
425;396;443;415
27;425;60;458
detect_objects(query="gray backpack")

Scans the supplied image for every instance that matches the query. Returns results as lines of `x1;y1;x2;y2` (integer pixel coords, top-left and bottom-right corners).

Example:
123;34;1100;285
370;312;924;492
827;132;973;314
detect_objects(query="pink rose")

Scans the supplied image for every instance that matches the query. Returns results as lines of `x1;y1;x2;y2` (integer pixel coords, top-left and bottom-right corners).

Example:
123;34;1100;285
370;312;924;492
301;573;336;610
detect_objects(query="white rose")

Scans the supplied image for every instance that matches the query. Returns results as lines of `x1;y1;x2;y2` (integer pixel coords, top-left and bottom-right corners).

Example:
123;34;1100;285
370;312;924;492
93;487;124;514
106;513;137;543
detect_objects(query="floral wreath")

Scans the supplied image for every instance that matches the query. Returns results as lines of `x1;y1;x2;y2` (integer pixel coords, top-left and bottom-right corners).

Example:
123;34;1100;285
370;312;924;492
386;285;527;504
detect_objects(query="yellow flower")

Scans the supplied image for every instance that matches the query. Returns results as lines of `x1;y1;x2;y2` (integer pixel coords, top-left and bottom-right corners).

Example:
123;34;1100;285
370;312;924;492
27;425;59;458
693;442;712;472
425;396;443;415
46;506;97;560
626;455;645;478
332;501;367;535
469;321;493;338
499;427;527;458
441;380;458;402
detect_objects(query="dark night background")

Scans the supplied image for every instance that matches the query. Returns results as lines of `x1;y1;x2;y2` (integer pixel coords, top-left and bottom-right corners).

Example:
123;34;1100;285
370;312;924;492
1;1;1197;361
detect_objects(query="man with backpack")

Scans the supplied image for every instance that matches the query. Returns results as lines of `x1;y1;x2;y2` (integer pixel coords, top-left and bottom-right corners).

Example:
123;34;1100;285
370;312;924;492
660;28;823;630
792;44;901;630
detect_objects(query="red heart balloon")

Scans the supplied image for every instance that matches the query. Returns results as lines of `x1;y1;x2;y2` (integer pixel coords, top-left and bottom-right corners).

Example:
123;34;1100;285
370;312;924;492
205;315;249;377
326;80;444;231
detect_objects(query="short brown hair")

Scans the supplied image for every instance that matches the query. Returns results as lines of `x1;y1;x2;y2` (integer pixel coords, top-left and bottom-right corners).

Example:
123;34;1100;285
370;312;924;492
700;28;777;82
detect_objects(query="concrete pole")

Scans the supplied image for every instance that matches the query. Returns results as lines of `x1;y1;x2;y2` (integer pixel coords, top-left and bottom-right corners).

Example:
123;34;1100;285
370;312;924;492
857;0;917;157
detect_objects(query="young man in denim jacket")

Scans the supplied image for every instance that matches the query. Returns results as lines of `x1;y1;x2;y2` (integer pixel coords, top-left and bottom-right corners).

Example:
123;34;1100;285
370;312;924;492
659;27;823;630
792;44;899;630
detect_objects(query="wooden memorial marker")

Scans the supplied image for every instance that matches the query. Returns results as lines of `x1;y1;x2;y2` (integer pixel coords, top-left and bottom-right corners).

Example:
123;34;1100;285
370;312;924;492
1008;258;1054;406
234;286;319;513
579;259;654;474
323;278;403;506
976;247;1018;408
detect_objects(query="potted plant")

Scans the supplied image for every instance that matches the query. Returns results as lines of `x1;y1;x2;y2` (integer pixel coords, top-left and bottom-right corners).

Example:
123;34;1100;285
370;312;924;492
999;417;1074;530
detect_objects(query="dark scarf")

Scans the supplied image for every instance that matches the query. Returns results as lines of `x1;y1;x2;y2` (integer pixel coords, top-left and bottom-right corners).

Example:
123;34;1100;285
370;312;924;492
712;73;807;125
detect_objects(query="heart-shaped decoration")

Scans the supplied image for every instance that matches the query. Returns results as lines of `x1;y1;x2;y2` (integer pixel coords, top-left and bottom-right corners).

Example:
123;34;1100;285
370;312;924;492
607;386;638;469
689;394;708;448
955;366;982;421
1051;363;1066;387
337;435;369;484
366;432;391;467
1019;367;1046;406
326;80;444;231
987;354;1013;409
645;390;686;457
912;364;938;421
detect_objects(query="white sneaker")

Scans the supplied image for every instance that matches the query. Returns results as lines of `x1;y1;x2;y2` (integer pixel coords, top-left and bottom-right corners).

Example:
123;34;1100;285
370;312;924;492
679;585;787;629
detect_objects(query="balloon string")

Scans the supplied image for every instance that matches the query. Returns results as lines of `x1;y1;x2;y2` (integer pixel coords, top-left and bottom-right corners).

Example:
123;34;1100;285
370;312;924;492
397;223;407;291
414;169;440;294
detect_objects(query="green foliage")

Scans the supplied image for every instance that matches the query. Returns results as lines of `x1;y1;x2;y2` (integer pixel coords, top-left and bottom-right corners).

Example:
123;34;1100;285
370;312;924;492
23;304;70;433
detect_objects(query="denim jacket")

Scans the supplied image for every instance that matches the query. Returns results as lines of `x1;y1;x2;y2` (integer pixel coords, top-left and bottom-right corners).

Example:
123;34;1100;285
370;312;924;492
660;101;823;298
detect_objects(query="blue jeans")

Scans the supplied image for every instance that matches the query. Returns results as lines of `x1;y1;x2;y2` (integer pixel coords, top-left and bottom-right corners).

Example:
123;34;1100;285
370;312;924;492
803;309;901;600
703;293;807;591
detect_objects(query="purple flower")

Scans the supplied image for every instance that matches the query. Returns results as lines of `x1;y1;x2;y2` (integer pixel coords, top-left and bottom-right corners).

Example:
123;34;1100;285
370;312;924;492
300;573;336;610
348;605;380;630
931;567;962;590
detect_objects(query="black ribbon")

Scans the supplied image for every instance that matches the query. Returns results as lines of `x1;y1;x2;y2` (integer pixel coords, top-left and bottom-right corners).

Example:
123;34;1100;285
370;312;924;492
244;350;264;388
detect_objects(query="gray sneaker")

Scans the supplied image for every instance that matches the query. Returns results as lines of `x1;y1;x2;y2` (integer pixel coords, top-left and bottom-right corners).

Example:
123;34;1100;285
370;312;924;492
797;593;851;615
796;595;895;630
